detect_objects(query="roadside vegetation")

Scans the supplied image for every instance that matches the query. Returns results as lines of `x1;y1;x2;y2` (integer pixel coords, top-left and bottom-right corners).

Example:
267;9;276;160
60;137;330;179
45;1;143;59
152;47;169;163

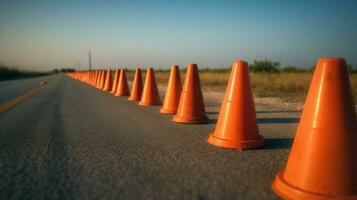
0;65;77;81
126;59;357;103
0;65;50;81
51;68;76;73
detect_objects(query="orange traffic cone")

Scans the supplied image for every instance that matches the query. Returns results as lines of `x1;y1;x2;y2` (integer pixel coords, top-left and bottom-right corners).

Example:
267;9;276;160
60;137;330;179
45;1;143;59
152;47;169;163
88;71;92;84
115;69;130;96
173;64;208;123
102;69;113;91
207;61;265;149
111;69;120;94
95;70;102;88
93;71;98;86
128;68;143;101
160;65;182;114
272;58;357;199
87;71;91;84
99;70;107;90
91;71;97;86
139;68;161;106
96;70;103;89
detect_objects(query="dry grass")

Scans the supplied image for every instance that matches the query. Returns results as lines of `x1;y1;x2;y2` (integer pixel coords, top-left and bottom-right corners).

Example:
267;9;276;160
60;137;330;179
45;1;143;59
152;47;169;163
250;73;311;101
126;70;357;103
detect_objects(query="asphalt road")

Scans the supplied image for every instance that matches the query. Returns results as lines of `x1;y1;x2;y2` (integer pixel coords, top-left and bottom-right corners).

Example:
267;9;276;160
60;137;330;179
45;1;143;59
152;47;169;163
0;74;301;200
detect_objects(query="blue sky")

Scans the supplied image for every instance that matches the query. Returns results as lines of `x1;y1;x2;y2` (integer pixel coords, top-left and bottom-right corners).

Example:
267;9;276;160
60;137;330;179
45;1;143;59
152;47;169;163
0;0;356;70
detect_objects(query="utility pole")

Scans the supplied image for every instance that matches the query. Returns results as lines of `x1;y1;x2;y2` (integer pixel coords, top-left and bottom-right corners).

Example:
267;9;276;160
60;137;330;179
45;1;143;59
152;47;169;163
89;50;92;71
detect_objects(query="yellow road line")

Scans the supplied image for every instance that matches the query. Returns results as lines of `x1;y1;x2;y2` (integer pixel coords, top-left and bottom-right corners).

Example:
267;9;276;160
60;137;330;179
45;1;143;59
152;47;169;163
0;85;45;114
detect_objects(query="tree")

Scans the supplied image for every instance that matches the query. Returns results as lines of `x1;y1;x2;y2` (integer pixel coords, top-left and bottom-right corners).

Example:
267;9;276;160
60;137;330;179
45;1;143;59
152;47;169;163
249;59;280;73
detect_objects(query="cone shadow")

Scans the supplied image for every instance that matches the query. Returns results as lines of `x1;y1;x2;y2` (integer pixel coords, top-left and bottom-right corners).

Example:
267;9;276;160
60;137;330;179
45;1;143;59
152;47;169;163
256;110;301;114
206;111;219;115
205;103;220;107
207;118;217;124
265;138;293;150
257;117;300;124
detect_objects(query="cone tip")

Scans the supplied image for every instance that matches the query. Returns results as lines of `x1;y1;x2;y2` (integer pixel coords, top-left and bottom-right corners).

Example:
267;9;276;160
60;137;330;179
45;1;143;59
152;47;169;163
187;63;197;68
233;60;248;65
317;57;346;66
232;60;248;70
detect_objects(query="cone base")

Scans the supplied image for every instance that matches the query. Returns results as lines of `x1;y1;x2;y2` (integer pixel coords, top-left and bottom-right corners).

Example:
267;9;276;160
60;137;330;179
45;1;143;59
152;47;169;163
172;115;208;124
272;171;357;200
207;133;265;149
160;107;176;114
139;101;162;106
115;92;129;96
128;96;140;101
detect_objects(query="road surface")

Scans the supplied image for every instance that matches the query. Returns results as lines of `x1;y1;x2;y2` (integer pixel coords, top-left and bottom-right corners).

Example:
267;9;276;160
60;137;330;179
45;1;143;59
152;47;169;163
0;74;301;199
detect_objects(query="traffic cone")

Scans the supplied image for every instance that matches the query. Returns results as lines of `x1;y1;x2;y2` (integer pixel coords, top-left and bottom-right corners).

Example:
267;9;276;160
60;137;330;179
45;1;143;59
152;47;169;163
111;69;120;94
99;70;107;90
91;71;97;86
272;58;357;199
139;68;161;106
87;71;91;84
128;68;143;101
88;71;92;85
102;69;113;91
92;71;97;86
115;69;130;96
173;64;208;123
95;70;101;88
160;65;182;114
207;60;265;149
96;70;103;89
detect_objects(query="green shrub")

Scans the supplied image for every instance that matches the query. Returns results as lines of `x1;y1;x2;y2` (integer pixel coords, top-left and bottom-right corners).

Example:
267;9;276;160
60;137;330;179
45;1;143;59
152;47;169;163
0;65;49;81
249;59;280;73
